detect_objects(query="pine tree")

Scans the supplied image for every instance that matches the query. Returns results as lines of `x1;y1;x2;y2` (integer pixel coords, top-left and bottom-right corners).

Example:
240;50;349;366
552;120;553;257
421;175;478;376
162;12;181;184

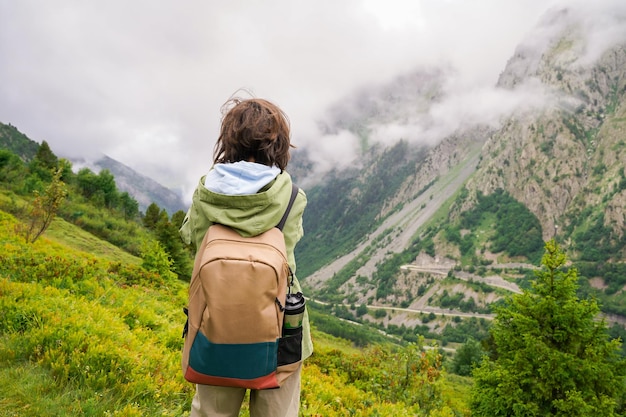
143;202;163;230
140;239;177;284
119;192;139;220
154;213;192;279
29;140;59;182
35;141;58;168
471;240;626;416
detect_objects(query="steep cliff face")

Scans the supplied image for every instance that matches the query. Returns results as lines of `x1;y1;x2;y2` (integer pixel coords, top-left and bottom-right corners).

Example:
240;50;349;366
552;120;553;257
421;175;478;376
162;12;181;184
464;7;626;244
382;126;491;220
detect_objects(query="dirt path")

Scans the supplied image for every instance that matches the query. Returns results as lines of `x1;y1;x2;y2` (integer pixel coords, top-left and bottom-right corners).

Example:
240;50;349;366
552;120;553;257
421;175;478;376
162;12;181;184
368;304;495;320
311;298;494;320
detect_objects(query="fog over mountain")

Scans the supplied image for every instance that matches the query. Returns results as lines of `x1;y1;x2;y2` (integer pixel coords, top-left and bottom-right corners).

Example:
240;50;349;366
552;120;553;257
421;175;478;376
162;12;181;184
1;0;595;201
313;0;626;172
1;1;625;203
295;0;626;321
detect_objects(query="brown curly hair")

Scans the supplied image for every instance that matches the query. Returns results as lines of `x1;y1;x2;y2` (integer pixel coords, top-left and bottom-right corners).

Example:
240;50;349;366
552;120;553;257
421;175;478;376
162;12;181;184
213;97;293;170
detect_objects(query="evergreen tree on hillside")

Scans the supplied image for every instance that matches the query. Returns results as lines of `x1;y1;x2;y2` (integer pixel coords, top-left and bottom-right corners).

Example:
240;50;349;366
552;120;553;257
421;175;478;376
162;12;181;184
471;240;626;416
451;337;484;377
29;141;59;182
0;150;27;187
140;203;192;279
170;210;186;229
140;239;177;283
154;213;192;279
143;202;164;230
34;141;58;170
119;191;139;220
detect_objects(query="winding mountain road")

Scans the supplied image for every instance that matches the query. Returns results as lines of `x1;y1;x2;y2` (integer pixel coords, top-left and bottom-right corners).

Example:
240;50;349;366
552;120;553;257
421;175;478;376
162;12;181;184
401;264;524;294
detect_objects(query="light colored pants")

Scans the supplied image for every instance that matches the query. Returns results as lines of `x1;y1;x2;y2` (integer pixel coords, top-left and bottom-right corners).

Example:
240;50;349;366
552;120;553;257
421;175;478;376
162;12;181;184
189;365;301;417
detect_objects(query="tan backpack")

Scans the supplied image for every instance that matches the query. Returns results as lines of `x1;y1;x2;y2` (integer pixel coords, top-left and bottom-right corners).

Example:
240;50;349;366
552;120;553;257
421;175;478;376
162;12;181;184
181;185;302;389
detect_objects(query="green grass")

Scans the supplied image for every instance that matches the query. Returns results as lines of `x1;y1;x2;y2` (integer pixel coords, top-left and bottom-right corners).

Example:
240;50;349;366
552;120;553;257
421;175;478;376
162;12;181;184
45;217;141;265
0;207;472;417
0;360;110;417
0;189;142;265
309;326;363;355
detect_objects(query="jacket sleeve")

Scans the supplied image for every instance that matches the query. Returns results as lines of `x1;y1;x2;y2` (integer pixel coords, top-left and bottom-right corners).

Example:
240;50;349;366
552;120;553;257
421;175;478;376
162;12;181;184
179;207;193;246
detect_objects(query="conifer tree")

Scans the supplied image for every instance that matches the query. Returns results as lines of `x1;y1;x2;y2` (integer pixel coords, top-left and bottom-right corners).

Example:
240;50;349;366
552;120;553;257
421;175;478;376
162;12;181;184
471;240;626;416
34;140;58;169
143;202;163;230
154;213;192;279
141;204;192;279
0;150;26;186
170;210;186;229
28;140;59;183
140;239;177;284
119;191;139;220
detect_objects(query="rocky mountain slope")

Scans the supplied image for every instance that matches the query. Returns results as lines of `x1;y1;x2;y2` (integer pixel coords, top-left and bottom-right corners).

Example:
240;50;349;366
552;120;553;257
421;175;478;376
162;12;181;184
465;8;626;245
295;5;626;332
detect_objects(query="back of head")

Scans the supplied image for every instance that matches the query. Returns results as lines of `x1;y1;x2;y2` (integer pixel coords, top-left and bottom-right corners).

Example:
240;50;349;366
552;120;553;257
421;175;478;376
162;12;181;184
213;97;292;170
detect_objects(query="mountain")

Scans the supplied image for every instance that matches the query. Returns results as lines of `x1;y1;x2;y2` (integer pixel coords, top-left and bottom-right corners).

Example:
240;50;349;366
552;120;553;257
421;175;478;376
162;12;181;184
0;121;187;215
468;7;626;247
294;5;626;338
0;122;40;160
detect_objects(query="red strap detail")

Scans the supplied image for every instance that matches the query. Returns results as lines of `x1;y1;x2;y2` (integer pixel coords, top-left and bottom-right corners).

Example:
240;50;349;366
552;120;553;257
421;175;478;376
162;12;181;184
185;367;280;390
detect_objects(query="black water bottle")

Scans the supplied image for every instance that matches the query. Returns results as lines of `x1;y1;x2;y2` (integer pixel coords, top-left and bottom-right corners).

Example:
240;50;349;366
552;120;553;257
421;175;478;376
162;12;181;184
283;292;306;331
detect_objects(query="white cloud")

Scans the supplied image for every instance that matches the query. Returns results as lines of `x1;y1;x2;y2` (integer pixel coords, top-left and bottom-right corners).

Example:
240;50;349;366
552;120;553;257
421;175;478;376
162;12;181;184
1;0;622;204
306;129;363;176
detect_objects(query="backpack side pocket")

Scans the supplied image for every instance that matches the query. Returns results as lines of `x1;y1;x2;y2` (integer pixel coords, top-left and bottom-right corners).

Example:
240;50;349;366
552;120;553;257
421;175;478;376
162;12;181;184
277;326;302;366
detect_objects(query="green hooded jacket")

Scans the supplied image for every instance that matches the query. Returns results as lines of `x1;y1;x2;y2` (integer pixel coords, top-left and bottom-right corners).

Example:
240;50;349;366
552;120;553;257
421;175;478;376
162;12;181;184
180;170;313;361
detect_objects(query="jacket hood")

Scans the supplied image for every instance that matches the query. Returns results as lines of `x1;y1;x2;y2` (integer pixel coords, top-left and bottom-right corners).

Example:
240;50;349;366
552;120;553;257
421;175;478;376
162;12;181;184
203;161;281;195
181;170;296;246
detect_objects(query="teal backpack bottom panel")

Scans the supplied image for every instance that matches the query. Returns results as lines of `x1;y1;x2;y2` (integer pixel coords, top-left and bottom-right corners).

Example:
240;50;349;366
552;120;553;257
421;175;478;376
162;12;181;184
187;331;280;388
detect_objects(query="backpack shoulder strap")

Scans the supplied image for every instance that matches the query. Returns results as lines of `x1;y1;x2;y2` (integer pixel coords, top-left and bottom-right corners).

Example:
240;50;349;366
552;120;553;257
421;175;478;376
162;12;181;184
276;184;299;231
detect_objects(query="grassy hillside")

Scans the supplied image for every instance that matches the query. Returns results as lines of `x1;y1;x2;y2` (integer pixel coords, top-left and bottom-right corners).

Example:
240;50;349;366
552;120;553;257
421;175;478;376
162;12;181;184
45;216;142;265
0;204;472;416
0;126;475;415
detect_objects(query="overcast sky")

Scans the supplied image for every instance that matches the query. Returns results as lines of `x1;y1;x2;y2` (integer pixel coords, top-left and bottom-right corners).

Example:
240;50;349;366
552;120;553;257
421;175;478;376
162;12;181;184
0;0;623;201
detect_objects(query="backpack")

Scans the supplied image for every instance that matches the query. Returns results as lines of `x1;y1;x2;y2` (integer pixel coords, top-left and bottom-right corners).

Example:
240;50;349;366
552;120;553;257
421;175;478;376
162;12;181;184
181;184;303;389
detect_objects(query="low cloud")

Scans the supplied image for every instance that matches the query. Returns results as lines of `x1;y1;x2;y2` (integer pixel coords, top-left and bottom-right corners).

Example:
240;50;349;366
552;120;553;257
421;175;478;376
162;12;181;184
297;0;626;180
0;0;623;203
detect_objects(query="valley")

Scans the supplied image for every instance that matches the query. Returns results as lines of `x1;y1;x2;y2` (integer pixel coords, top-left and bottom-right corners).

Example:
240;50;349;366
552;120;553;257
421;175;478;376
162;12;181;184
304;139;484;290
